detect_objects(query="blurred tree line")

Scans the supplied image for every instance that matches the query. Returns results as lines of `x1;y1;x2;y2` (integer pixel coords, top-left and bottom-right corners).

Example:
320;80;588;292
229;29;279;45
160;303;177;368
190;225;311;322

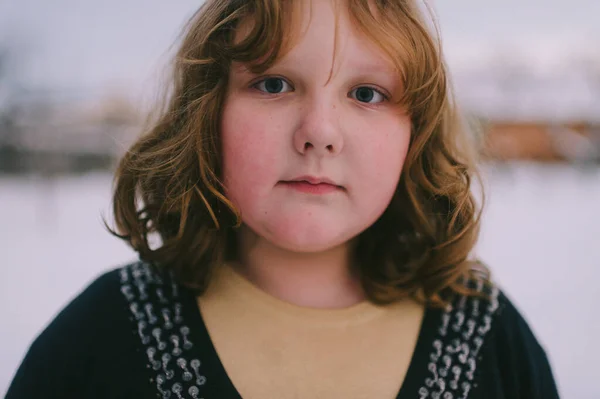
1;39;599;175
0;42;140;175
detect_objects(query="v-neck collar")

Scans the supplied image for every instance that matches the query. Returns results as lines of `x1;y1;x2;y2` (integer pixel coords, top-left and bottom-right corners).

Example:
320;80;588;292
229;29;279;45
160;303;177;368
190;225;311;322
179;281;442;399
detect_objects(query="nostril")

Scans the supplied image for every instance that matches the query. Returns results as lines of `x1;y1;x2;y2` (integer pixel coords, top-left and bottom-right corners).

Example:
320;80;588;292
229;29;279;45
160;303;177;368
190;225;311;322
326;145;333;151
304;142;313;150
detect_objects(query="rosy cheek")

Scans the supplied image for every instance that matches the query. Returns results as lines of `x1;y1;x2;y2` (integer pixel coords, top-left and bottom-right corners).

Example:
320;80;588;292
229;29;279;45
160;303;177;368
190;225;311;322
222;104;281;192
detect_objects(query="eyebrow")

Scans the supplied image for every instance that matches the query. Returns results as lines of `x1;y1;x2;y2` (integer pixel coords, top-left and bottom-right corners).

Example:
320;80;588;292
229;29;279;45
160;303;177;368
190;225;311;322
343;60;402;87
231;58;401;90
346;60;399;75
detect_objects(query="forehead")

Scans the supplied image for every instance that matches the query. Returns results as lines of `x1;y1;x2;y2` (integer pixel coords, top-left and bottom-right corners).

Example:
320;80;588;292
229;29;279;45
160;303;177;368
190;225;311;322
231;0;399;74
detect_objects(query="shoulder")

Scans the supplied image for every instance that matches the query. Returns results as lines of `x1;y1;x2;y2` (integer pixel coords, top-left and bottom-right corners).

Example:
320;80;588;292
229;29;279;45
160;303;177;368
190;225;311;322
475;289;560;398
419;281;559;399
25;260;182;350
6;261;175;398
25;265;127;350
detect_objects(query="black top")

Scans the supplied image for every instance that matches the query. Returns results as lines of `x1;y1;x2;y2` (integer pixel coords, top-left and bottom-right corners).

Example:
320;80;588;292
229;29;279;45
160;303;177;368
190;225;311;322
6;261;560;399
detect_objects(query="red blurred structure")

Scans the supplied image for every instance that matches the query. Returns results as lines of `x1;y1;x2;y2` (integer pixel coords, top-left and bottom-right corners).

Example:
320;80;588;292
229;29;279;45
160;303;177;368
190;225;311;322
481;120;600;163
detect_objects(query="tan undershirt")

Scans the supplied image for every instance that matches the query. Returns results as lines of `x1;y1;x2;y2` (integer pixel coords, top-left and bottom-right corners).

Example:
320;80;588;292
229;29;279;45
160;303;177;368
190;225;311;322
197;264;426;399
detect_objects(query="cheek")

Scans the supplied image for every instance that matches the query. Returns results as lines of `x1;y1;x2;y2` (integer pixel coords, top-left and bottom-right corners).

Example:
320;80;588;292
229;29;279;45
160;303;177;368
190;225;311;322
357;117;410;180
349;116;411;210
378;133;409;181
220;100;284;203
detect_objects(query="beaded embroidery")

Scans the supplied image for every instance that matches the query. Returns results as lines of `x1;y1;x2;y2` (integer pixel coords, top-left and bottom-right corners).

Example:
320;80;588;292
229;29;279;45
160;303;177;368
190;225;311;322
120;261;207;399
418;281;500;399
120;261;500;399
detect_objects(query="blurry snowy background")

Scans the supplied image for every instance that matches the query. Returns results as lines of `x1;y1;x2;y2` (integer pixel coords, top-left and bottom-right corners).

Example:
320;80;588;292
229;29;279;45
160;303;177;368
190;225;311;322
1;0;599;397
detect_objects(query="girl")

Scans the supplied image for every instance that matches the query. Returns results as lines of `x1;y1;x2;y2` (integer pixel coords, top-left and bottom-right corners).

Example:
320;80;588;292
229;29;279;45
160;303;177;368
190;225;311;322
7;0;560;398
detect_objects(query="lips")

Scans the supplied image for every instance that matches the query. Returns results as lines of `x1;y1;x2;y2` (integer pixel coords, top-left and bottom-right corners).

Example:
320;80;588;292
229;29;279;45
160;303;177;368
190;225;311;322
288;176;340;186
279;175;344;194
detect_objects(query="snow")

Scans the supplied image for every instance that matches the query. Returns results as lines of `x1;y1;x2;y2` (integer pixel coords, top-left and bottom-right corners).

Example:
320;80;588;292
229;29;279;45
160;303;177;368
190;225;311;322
1;164;599;397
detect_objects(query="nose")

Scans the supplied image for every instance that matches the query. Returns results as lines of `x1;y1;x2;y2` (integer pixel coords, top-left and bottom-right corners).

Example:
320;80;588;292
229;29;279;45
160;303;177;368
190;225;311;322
293;99;344;157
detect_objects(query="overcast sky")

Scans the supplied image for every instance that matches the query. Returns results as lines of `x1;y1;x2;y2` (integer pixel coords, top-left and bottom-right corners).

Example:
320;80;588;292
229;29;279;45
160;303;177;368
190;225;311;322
1;0;599;98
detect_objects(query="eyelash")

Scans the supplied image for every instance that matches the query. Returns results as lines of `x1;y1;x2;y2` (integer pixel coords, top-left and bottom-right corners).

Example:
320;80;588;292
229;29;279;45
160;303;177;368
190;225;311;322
350;86;389;104
250;76;389;104
251;76;294;94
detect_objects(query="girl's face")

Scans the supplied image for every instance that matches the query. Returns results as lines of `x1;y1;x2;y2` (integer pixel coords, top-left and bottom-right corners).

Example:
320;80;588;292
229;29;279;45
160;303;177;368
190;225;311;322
221;0;411;253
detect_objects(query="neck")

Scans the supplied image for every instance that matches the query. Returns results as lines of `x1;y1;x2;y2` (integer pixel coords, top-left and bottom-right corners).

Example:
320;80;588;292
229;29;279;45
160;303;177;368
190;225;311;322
233;226;365;309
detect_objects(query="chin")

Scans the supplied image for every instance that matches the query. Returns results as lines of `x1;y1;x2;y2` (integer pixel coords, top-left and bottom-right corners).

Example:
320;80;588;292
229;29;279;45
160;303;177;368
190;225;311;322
272;237;345;254
264;223;357;254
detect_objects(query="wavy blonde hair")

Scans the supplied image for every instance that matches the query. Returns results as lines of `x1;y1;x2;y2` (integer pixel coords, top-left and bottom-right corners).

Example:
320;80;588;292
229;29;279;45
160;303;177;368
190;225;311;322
110;0;490;308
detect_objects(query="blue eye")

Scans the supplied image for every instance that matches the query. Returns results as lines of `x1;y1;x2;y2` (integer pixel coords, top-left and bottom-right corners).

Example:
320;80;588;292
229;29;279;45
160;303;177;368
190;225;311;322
350;87;386;104
253;77;293;94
